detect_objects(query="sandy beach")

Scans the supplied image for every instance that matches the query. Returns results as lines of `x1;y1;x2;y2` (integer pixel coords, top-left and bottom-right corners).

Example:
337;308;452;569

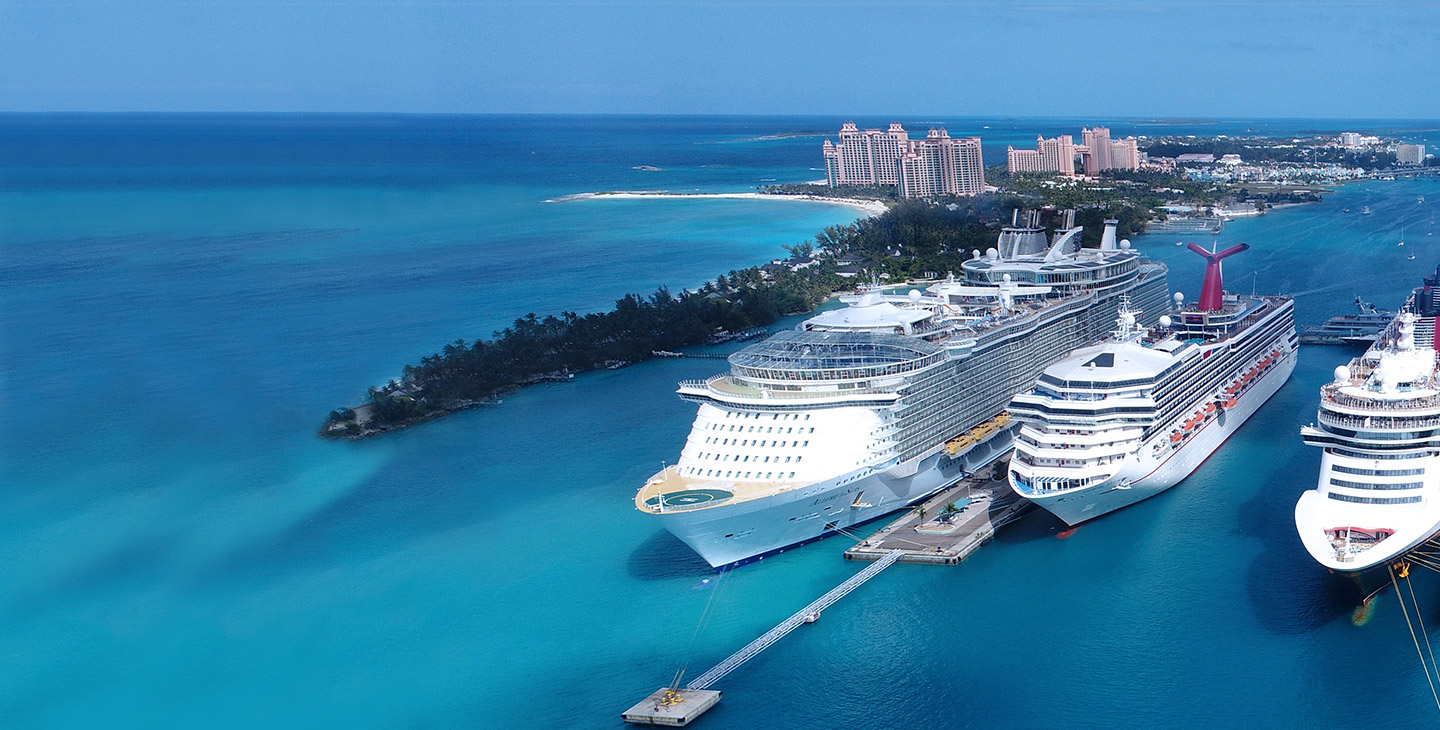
549;190;889;217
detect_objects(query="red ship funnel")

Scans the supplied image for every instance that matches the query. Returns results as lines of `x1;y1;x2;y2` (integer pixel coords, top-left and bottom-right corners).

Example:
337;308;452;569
1186;242;1250;311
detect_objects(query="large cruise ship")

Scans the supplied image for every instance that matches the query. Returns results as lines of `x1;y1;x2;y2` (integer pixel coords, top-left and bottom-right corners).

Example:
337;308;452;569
635;212;1171;568
1008;243;1297;525
1295;267;1440;576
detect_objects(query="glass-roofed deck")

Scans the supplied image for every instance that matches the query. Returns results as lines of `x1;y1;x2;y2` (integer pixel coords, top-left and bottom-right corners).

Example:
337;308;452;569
728;330;943;382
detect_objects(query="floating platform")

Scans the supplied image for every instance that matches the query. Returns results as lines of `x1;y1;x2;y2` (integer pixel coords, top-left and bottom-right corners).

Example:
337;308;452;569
844;467;1029;565
622;688;722;726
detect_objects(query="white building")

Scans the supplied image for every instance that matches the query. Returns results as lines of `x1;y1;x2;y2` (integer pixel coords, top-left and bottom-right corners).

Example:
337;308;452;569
1398;143;1426;166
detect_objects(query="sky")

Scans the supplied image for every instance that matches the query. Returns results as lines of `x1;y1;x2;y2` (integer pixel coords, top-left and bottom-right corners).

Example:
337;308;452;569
2;0;1439;117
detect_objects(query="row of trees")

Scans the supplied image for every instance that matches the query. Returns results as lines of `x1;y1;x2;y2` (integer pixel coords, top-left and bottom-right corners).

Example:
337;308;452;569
330;189;1188;435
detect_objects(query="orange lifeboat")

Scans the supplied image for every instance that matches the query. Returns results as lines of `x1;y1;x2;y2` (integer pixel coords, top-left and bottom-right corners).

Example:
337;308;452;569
1170;432;1183;443
1204;402;1217;414
1223;397;1238;409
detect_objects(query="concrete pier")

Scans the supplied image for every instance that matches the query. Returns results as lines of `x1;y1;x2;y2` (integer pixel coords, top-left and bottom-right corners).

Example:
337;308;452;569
844;468;1029;565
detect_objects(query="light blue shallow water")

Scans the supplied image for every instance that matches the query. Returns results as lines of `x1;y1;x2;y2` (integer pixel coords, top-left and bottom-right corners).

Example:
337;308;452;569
5;115;1440;729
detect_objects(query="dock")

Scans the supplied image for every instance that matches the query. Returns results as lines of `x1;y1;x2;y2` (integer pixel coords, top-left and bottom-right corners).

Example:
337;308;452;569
844;468;1030;565
622;689;721;726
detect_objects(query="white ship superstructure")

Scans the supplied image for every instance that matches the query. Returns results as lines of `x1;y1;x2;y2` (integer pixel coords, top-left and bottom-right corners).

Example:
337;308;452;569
637;212;1171;568
1295;267;1440;574
1009;243;1297;525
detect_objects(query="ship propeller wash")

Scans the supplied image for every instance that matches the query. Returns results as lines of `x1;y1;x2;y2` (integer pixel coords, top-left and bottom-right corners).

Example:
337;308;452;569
1008;242;1297;525
636;212;1171;568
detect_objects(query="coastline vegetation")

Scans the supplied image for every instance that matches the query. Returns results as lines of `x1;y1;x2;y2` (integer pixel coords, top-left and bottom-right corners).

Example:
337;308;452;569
323;198;1055;438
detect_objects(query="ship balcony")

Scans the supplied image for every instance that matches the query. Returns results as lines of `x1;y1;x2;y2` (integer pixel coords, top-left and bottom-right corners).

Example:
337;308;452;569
1017;426;1143;448
1011;449;1129;471
678;374;901;406
1010;465;1112;495
1014;438;1136;462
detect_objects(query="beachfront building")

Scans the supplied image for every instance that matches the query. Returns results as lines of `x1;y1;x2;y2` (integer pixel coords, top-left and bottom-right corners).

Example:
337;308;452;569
897;129;985;198
1007;146;1042;173
823;122;909;186
1398;144;1426;166
825;122;984;198
1110;138;1140;170
1081;127;1113;175
1007;135;1075;175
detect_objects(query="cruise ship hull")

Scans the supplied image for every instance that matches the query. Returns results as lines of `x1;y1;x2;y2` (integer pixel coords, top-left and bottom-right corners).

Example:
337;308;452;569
654;428;1014;569
1024;349;1295;526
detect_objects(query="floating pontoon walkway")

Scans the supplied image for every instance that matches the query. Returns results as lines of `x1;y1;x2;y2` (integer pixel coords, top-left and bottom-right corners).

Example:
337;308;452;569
622;549;903;726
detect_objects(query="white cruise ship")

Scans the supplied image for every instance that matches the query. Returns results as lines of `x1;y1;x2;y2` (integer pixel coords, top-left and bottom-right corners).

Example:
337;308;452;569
1008;243;1297;525
635;212;1172;568
1295;267;1440;575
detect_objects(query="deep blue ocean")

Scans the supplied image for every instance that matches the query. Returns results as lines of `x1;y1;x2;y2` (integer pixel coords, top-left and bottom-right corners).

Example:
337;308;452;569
5;114;1440;729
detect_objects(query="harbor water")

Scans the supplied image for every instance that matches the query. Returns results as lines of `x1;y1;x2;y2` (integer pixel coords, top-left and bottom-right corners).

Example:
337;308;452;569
5;114;1440;728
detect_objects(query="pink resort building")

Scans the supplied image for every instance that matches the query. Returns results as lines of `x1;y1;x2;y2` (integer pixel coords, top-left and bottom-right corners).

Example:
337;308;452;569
824;122;984;198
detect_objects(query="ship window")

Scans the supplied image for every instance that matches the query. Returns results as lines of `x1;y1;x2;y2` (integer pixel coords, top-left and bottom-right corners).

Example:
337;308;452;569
785;457;791;462
804;441;809;446
767;472;773;478
805;415;810;420
746;472;752;478
789;472;795;478
796;457;803;462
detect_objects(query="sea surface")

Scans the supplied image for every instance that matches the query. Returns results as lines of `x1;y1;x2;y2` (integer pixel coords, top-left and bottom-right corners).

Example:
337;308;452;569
4;114;1440;729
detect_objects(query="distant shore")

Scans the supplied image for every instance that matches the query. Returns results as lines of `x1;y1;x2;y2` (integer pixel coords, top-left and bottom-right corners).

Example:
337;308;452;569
548;190;890;217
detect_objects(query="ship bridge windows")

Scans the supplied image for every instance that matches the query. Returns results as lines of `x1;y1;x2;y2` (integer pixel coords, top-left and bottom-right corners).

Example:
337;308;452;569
1326;492;1422;505
1325;447;1430;460
1332;465;1425;477
1329;478;1424;491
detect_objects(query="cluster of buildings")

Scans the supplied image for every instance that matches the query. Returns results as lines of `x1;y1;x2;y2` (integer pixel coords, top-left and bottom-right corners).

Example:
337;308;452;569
822;122;985;198
1338;131;1427;165
1006;127;1141;175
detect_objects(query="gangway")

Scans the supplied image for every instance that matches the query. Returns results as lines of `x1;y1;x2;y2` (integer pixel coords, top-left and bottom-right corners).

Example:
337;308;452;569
623;549;904;725
687;548;902;690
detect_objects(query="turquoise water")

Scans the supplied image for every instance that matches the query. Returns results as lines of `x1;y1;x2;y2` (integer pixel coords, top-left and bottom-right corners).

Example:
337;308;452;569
5;115;1440;728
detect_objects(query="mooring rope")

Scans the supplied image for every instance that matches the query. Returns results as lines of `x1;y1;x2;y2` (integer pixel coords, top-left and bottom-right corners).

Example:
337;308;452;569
1389;563;1440;714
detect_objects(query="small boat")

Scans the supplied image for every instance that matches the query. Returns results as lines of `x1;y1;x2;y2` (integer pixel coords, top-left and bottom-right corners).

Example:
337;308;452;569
1174;241;1184;247
803;611;820;623
1362;206;1372;215
1399;227;1405;246
1409;255;1417;261
1420;196;1427;204
1343;208;1351;213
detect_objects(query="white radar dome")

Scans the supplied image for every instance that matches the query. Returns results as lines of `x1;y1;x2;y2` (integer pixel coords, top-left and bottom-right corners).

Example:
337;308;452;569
1122;312;1136;327
908;289;922;302
1334;365;1351;383
1002;273;1012;283
1120;239;1131;249
972;249;981;259
986;248;999;261
1158;315;1172;328
1174;292;1185;305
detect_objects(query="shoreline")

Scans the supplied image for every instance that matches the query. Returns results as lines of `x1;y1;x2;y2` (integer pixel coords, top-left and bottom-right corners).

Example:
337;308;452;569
547;190;889;217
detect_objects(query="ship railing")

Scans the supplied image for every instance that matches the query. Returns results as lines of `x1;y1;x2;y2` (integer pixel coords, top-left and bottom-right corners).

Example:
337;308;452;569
682;374;900;401
1323;389;1440;411
1317;410;1440;431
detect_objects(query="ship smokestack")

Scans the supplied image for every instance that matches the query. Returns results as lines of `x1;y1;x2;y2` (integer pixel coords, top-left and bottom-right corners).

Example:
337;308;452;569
1100;219;1118;251
1186;242;1250;311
